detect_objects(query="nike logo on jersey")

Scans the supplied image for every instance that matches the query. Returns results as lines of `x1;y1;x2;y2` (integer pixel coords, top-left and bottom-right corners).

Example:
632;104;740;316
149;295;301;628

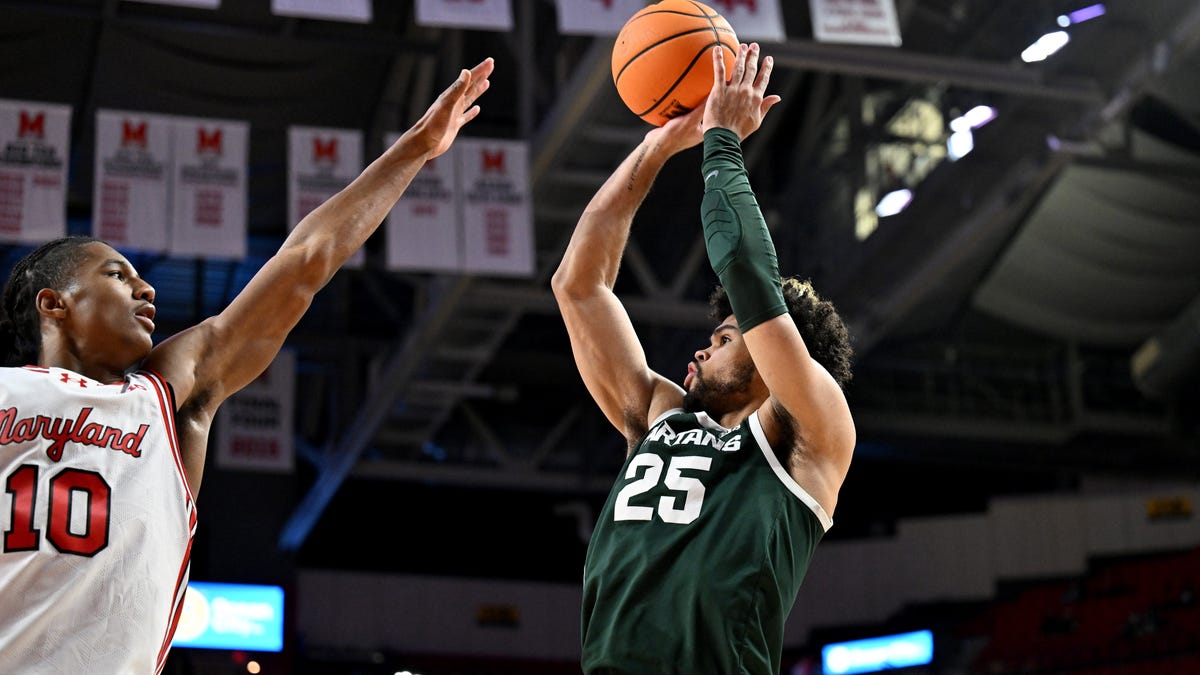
704;169;719;185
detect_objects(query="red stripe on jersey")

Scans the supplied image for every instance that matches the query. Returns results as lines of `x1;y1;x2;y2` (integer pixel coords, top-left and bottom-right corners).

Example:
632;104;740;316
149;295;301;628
140;370;196;506
155;537;195;674
140;370;198;673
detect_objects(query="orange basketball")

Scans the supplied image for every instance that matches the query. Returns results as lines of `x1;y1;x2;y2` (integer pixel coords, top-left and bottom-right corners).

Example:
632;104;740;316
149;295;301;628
612;0;739;127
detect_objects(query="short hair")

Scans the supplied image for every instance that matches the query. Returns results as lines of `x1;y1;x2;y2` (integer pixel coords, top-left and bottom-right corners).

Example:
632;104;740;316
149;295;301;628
0;236;101;366
708;277;854;388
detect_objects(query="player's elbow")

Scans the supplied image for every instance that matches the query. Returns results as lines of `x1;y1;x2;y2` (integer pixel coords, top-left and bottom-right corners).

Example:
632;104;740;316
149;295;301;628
551;263;588;304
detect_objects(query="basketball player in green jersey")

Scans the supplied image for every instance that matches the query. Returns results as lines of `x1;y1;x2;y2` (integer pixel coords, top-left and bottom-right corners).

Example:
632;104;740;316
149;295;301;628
552;43;856;674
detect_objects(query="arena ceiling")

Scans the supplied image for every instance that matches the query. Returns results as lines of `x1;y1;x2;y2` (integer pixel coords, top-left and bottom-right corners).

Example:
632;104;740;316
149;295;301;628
2;0;1199;571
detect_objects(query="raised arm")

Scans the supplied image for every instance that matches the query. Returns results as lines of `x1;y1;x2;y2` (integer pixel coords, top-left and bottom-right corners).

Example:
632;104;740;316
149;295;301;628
551;108;704;445
699;44;855;508
145;58;493;490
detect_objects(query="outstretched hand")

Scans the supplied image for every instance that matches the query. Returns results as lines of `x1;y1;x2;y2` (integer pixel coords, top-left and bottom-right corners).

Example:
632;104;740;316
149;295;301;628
401;57;495;160
702;43;781;141
645;99;707;155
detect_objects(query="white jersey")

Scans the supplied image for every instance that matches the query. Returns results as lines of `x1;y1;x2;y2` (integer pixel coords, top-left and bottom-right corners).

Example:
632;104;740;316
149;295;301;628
0;366;196;675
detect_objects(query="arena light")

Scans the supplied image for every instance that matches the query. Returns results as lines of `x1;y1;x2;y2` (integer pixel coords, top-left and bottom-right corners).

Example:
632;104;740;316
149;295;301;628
875;189;913;217
1021;31;1070;62
822;630;934;675
947;130;975;160
1059;3;1106;26
961;105;996;129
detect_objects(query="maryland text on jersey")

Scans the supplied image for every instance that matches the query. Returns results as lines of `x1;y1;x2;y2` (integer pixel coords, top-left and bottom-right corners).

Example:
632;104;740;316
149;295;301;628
0;406;150;461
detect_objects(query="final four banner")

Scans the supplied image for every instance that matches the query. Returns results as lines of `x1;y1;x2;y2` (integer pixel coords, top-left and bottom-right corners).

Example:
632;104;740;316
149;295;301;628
0;100;71;245
416;0;512;30
287;126;364;268
215;349;295;474
716;0;787;43
808;0;902;46
93;110;172;253
386;132;461;273
169;116;248;259
554;0;647;35
384;137;532;276
271;0;371;23
457;138;533;277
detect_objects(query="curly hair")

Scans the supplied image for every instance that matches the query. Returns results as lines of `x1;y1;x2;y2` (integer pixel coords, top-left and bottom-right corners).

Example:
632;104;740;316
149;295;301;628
1;236;101;367
708;276;854;388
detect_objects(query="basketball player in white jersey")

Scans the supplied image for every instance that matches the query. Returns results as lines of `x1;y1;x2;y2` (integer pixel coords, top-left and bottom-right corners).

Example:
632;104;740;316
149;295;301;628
0;57;493;674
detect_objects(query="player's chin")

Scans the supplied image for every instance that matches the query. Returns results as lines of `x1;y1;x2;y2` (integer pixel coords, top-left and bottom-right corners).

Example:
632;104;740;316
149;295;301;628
128;332;154;361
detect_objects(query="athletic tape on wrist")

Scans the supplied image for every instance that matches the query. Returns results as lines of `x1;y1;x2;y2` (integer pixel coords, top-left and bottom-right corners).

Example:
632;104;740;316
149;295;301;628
701;128;786;332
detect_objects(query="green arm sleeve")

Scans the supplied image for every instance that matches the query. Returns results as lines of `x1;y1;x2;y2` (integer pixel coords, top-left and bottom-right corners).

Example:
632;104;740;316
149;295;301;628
700;127;786;332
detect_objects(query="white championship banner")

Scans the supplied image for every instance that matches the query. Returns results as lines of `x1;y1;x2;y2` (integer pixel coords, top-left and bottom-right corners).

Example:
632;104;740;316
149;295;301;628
0;100;71;245
216;349;296;474
715;0;787;43
809;0;903;46
93;110;172;253
416;0;513;30
124;0;220;7
555;0;647;36
169;116;248;259
287;125;365;268
271;0;371;23
386;132;461;273
457;138;533;277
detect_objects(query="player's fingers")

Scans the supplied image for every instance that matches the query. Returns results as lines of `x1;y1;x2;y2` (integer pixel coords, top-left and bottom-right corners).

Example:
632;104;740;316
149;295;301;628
744;43;760;86
761;95;782;118
465;77;490;106
733;43;747;84
755;54;774;93
712;45;727;88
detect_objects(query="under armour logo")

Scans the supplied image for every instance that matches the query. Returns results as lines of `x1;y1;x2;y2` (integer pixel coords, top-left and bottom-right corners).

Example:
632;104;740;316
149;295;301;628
60;373;88;388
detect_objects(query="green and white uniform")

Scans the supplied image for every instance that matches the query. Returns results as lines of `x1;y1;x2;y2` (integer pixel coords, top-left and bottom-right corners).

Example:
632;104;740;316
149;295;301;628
581;408;832;675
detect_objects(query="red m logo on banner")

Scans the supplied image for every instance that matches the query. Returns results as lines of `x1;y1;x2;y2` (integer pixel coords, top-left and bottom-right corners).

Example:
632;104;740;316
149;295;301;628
18;111;45;139
197;128;223;154
122;121;147;148
312;137;338;163
481;149;505;172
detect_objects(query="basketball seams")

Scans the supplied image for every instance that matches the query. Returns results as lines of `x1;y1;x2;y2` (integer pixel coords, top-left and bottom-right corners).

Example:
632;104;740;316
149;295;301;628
614;26;733;85
612;0;738;126
632;44;725;117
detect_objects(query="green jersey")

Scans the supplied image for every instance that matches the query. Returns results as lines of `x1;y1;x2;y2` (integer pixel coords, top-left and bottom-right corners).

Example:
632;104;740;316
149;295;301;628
581;409;832;675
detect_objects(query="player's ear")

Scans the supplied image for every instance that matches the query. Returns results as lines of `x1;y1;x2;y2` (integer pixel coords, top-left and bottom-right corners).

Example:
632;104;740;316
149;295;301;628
35;288;67;319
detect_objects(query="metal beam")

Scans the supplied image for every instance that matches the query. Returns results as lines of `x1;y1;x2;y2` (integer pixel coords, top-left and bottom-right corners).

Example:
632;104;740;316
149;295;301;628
278;276;474;551
769;38;1104;102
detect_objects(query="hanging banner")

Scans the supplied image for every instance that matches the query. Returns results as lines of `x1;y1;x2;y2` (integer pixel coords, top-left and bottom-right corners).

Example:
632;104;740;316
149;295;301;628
93;110;172;253
287;126;365;268
170;117;248;259
385;132;461;273
0;100;71;244
457;138;533;277
271;0;371;23
713;0;787;43
215;349;295;474
555;0;647;35
123;0;221;7
808;0;902;47
415;0;513;30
